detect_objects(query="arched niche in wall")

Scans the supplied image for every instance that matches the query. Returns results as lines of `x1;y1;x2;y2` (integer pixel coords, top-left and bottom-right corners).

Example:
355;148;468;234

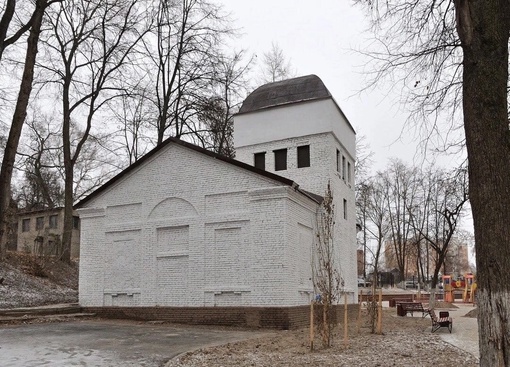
148;197;198;220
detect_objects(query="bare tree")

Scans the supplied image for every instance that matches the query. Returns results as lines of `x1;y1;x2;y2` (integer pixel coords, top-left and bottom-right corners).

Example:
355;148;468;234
259;42;294;84
16;114;63;209
144;0;233;145
409;166;468;304
199;50;254;158
365;176;390;282
0;0;44;61
357;176;390;333
39;0;149;262
457;5;510;364
355;0;510;360
0;0;52;259
381;160;419;284
109;87;154;166
355;134;374;279
313;182;343;348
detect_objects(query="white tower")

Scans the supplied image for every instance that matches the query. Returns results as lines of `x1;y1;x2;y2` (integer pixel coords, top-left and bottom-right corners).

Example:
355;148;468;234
234;75;358;299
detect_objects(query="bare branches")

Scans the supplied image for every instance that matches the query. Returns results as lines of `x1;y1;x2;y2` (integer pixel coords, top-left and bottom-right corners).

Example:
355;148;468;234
355;0;464;155
407;165;468;292
359;159;468;292
313;182;344;348
15;113;63;209
258;42;294;84
36;0;151;262
0;0;51;259
147;0;234;145
198;50;254;157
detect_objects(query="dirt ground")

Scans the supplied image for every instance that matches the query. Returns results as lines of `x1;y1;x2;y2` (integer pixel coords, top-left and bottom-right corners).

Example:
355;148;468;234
0;253;479;366
0;251;78;308
166;308;479;367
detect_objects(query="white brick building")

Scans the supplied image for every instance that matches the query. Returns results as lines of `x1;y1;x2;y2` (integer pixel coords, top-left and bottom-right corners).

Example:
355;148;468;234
77;75;357;321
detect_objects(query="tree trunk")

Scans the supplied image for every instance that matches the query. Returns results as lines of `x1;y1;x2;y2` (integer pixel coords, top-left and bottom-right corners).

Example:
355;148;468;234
0;0;47;259
60;163;73;263
455;1;510;365
60;57;73;263
0;0;16;61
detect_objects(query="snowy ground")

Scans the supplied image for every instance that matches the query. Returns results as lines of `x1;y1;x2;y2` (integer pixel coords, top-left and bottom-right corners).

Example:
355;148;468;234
0;252;78;309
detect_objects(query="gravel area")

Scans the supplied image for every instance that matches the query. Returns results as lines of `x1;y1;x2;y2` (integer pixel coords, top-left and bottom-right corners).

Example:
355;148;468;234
166;308;479;367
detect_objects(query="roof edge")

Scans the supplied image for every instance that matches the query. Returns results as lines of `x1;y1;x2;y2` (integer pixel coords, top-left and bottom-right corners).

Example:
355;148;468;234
234;96;333;117
75;138;321;208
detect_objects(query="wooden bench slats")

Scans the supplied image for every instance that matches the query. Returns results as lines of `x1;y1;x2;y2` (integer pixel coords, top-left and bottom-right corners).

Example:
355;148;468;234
428;309;453;333
398;302;429;318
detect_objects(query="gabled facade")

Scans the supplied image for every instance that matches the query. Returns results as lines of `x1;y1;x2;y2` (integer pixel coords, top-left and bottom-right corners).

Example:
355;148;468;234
77;139;320;308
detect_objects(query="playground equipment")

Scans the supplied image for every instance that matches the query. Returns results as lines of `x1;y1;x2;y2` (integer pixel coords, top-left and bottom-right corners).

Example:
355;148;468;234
443;275;454;302
463;273;477;303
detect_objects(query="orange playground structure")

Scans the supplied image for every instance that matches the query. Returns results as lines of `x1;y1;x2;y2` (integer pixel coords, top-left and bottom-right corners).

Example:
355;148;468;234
442;273;476;303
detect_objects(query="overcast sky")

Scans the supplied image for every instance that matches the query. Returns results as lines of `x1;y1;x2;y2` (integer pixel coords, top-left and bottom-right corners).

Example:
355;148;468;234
220;1;474;238
220;0;458;172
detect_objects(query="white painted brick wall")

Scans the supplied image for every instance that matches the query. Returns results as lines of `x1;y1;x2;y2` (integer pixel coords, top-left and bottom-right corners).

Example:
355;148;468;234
80;92;359;307
79;143;320;307
235;132;358;302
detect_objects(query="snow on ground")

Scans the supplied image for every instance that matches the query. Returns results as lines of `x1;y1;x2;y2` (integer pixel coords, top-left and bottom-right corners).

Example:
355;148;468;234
0;252;78;309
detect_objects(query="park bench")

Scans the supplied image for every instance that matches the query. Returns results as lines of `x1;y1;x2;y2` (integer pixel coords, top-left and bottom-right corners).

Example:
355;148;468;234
428;309;453;333
389;298;413;307
398;302;429;318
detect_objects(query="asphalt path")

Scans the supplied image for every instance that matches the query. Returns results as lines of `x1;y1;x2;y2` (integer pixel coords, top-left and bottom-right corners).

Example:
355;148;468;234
0;320;260;366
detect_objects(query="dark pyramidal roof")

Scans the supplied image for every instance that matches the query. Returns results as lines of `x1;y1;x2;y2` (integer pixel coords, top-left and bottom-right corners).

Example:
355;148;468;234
238;74;332;114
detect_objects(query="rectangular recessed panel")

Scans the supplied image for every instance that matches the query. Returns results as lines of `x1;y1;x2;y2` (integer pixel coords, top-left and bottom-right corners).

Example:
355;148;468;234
205;221;250;288
106;203;141;223
157;256;189;306
104;230;140;291
298;224;313;287
157;226;189;254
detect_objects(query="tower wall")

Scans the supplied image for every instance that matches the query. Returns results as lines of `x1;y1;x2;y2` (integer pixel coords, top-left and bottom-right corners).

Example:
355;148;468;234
234;97;358;298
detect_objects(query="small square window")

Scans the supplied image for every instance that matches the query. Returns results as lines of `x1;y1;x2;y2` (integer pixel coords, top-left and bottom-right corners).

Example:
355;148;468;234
22;218;30;232
274;148;287;171
254;152;266;170
73;216;80;230
297;145;310;168
36;216;44;230
49;215;58;229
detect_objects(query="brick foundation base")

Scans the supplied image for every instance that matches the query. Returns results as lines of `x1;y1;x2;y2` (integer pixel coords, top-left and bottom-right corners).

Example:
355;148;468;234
83;304;359;329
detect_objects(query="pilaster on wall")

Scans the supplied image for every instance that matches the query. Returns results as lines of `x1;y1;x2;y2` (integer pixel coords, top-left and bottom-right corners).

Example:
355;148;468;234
78;207;106;307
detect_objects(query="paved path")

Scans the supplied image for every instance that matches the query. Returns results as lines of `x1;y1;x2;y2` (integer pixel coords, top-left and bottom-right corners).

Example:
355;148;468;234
387;301;479;360
436;304;479;360
0;320;261;367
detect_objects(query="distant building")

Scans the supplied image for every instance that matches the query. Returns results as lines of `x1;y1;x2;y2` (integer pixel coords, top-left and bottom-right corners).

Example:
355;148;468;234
17;208;80;258
383;238;472;280
444;242;472;276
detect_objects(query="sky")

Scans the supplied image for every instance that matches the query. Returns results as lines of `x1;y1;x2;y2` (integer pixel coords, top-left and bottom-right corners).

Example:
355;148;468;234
219;0;474;239
219;0;420;171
